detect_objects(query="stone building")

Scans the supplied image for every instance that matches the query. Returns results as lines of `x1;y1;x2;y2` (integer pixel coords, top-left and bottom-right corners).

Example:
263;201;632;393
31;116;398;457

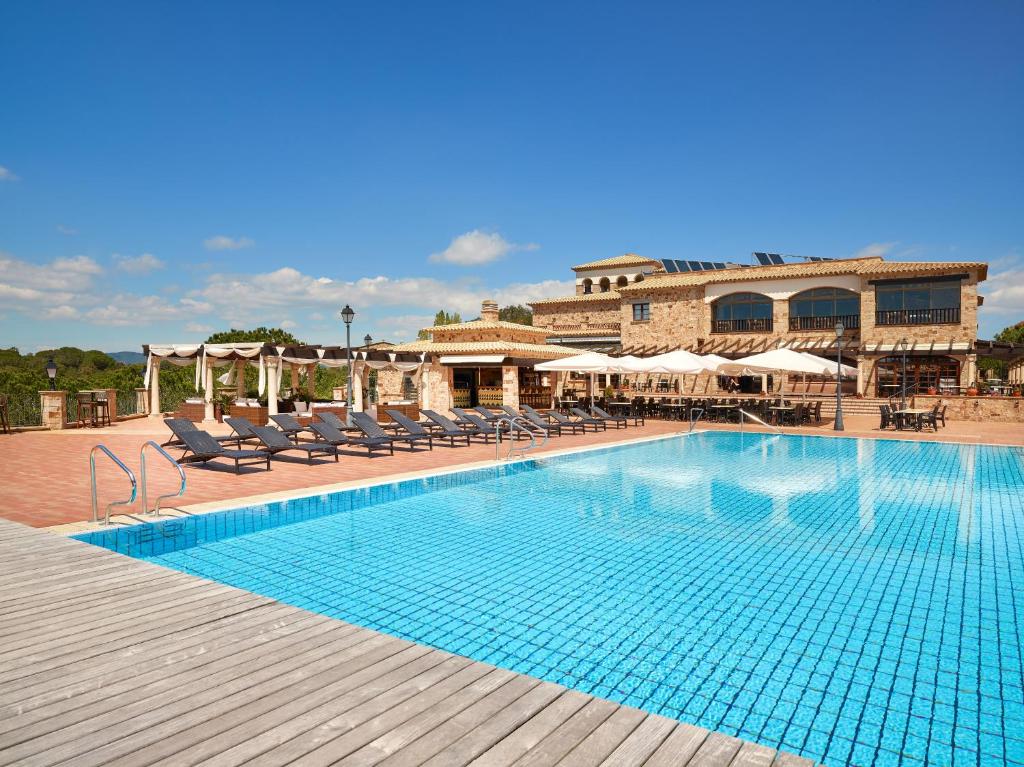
531;253;990;396
390;300;576;411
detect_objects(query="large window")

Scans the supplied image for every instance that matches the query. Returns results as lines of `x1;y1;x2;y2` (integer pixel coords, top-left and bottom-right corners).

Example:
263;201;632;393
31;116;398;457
712;292;773;333
582;278;593;294
789;288;860;331
632;302;650;322
875;355;960;396
875;279;962;325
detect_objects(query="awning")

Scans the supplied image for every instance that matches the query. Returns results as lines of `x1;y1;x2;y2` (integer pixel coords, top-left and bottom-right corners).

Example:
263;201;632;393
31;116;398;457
438;354;507;365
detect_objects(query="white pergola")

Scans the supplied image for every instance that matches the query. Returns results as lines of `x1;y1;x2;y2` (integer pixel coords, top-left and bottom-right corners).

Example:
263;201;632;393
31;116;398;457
142;343;428;421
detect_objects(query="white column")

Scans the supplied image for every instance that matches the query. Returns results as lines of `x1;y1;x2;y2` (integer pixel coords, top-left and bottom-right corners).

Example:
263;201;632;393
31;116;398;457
290;364;300;396
420;365;431;410
267;359;280;415
235;359;246;398
203;361;215;422
353;363;364;412
149;358;162;417
306;364;316;398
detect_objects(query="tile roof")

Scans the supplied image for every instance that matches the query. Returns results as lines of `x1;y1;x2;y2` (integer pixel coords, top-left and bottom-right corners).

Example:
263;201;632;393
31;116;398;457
389;339;578;358
543;327;622;338
858;260;988;279
420;319;549;335
529;291;622;306
571;253;662;271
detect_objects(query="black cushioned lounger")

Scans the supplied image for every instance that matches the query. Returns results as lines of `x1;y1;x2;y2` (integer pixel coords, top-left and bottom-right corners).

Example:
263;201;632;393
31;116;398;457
351;411;432;451
386;409;471;447
420;410;491;443
308;421;394;456
162;417;242;451
177;430;271;473
578;406;627;429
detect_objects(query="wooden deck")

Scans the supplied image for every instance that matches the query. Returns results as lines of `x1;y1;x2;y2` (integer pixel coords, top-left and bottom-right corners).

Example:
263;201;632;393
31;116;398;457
0;519;817;766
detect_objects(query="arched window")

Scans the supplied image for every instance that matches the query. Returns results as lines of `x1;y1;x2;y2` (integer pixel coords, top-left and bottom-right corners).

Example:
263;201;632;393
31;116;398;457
712;292;773;333
789;288;860;331
616;275;629;288
875;355;959;397
599;277;611;293
582;278;593;294
634;274;645;283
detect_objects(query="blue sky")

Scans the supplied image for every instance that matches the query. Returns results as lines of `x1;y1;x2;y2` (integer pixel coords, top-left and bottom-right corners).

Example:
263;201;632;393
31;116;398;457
1;1;1021;352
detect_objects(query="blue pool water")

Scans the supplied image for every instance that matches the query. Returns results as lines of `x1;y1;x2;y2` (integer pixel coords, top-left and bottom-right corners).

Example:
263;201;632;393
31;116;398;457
77;432;1024;767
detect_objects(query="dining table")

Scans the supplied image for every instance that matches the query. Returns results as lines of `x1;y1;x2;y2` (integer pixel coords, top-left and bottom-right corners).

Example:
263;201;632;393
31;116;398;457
893;408;932;431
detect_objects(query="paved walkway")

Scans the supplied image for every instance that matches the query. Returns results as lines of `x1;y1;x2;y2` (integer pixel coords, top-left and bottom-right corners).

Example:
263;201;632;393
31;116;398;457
0;518;815;766
1;414;1021;529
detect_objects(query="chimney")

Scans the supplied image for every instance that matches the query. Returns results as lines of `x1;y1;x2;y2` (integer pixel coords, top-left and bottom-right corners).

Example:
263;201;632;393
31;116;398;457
481;299;499;322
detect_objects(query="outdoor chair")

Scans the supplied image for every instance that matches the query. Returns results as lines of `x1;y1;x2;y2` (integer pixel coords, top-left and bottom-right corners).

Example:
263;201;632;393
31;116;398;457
936;404;947;428
581;406;627;429
388;409;470;447
250;425;339;464
457;411;509;440
315;411;346;430
812;401;822;424
520;404;556;423
549;410;604;432
76;392;96;428
225;416;265;443
421;409;492;443
520;409;564;436
308;421;394;456
472;406;502;423
352;411;433;451
163;417;243;452
879;404;895;430
0;394;10;434
920;405;940;432
269;413;314;442
177;430;271;473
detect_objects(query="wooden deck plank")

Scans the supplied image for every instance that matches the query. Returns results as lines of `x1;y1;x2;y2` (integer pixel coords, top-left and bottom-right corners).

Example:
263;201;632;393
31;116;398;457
595;714;678;766
554;706;647;766
640;721;710;767
510;697;619;767
469;689;592;767
729;741;778;767
685;730;744;766
772;752;818;767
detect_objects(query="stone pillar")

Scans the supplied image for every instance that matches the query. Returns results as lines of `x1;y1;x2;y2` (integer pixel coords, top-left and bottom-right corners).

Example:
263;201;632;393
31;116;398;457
963;353;978;388
290;364;300;396
420;365;431;410
266;358;280;415
149;358;162;417
39;391;67;430
104;388;118;423
352;363;364;412
502;366;520;409
307;364;317;398
235;359;246;398
203;362;215;422
856;356;869;396
135;387;149;416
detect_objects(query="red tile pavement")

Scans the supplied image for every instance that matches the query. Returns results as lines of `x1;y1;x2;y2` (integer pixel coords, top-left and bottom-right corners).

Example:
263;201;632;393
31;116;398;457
1;414;1020;528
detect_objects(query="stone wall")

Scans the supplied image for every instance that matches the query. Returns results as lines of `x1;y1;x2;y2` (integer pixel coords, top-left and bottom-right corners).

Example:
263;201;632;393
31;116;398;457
501;366;519;409
913;394;1024;422
858;272;980;346
532;300;621;333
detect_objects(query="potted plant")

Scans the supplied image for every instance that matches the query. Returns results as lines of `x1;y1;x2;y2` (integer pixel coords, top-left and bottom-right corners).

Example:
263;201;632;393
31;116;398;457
926;386;937;395
214;391;234;422
966;383;979;396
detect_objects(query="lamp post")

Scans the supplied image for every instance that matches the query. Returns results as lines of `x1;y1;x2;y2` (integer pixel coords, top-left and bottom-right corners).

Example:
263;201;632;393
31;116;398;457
898;337;908;410
45;358;57;389
340;305;355;424
364;334;372;348
833;322;845;431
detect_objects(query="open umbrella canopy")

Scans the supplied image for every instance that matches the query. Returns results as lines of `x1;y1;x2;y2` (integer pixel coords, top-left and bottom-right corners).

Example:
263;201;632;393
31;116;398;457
534;351;618;372
718;347;835;376
611;354;661;373
641;349;715;374
798;351;858;378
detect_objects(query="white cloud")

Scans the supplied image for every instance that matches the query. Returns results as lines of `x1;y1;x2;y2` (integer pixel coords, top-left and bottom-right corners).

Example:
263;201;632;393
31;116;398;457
0;166;19;182
185;321;214;333
113;252;165;274
56;224;78;235
84;296;213;326
43;305;80;320
429;230;539;266
204;235;254;251
279;319;297;329
979;261;1024;318
0;252;101;299
852;242;896;259
308;312;325;321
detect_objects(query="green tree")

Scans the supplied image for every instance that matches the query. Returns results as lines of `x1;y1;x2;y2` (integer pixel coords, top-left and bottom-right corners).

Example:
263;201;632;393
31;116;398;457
498;304;533;325
417;310;463;339
995;321;1024;344
205;327;304;345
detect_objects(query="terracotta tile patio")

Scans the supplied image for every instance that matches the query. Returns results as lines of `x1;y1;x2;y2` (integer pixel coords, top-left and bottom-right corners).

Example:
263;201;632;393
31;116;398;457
0;414;1020;529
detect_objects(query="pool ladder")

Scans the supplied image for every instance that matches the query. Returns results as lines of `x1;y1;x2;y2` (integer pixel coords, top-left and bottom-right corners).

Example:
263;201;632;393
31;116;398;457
738;409;784;434
89;441;186;525
494;415;548;460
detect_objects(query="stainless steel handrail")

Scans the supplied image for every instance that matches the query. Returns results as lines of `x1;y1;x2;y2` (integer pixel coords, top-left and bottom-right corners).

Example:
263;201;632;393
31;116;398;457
494;414;548;460
738;408;784;434
89;444;138;525
140;440;187;516
688;407;704;433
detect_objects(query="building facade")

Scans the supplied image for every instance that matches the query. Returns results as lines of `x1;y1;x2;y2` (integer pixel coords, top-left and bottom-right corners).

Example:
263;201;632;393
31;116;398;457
531;253;989;396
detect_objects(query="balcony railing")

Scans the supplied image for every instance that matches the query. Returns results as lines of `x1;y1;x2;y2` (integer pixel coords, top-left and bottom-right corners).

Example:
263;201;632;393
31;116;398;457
875;307;961;326
711;318;772;334
789;314;861;331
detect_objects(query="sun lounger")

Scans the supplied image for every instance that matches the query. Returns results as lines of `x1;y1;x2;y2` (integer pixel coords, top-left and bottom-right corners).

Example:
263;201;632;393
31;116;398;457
549;409;604;432
162;417;242;451
269;413;314;442
472;406;502;423
225;416;264;443
177;430;271;473
456;411;505;440
581;406;627;429
386;409;470;447
308;421;394;456
315;411;346;430
351;411;433;451
420;410;492;443
249;425;339;464
521;404;556;423
519;409;564;436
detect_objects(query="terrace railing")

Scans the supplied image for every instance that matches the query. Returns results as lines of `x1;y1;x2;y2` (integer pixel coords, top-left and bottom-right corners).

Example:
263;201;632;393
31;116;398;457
875;307;961;326
789;314;861;331
711;318;773;334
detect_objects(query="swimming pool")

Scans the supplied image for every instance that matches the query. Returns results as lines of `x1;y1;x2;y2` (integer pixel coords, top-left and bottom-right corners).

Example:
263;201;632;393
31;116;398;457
77;432;1024;767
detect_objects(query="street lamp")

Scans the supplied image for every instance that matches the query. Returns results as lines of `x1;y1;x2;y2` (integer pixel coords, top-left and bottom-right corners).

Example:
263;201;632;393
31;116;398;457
898;337;909;410
833;322;845;431
45;358;57;389
340;305;355;424
363;334;372;348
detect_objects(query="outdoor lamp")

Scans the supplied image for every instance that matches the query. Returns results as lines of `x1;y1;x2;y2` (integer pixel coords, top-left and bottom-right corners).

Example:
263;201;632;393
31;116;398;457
833;322;845;432
364;334;372;347
340;305;355;325
340;305;355;424
45;358;57;389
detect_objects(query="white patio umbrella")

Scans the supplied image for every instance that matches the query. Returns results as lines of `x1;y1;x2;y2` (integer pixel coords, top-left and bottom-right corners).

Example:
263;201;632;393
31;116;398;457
534;351;618;372
642;349;713;374
717;348;830;376
798;351;857;378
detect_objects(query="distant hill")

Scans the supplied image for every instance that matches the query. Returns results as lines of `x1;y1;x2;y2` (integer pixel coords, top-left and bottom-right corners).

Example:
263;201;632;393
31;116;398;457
109;351;146;365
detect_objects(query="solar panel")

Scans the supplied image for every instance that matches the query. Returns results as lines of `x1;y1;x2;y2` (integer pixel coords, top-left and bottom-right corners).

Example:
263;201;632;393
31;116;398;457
754;252;773;266
675;260;691;272
698;261;714;270
687;261;704;271
662;259;677;273
712;262;727;270
769;253;785;265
